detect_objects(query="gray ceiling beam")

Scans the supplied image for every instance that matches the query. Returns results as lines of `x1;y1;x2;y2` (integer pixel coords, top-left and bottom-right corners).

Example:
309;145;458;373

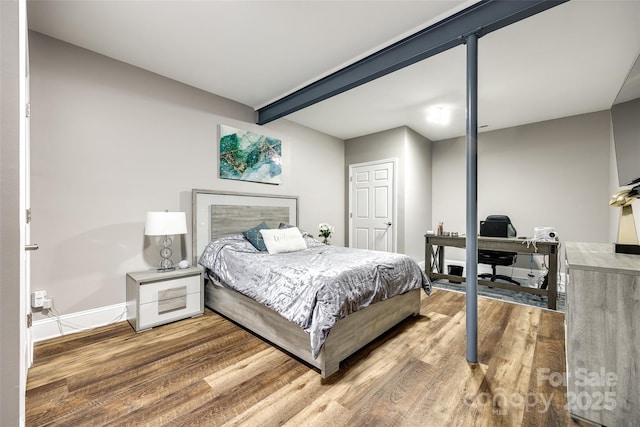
256;0;568;125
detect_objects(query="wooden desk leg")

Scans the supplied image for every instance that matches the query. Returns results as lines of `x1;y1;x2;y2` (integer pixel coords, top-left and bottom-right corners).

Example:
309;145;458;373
438;245;445;276
424;238;444;277
425;238;432;275
547;247;558;310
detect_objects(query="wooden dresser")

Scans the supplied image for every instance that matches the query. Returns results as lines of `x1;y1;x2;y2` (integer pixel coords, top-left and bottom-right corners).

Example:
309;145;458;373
565;242;640;426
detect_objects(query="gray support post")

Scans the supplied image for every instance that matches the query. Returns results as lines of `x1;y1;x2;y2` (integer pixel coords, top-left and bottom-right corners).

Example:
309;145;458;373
465;33;479;364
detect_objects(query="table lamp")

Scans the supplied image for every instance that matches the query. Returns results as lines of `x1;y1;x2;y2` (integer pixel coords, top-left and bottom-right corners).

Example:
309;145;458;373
145;211;187;271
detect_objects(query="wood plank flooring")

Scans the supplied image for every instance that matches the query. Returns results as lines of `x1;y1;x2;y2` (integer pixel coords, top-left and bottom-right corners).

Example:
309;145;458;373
26;289;582;426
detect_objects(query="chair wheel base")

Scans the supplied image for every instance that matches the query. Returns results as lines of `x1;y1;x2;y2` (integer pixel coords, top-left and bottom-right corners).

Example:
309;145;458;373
478;273;520;286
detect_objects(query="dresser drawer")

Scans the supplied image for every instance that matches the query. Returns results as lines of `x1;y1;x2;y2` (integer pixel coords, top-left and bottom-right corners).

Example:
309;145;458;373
139;274;200;304
138;291;201;330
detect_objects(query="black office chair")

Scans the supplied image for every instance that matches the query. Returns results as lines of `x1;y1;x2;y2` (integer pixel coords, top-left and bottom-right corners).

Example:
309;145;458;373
478;215;520;286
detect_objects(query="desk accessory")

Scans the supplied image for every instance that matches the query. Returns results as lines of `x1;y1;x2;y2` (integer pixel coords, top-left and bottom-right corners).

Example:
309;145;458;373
533;227;557;241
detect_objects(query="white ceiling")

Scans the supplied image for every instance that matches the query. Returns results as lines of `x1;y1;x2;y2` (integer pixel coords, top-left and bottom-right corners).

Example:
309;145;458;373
27;0;640;141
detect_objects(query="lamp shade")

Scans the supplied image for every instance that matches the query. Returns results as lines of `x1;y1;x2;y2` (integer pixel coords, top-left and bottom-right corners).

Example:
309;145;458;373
145;212;187;236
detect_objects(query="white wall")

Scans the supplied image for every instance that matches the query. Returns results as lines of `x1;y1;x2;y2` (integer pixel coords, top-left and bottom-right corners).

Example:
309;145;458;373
29;32;344;322
432;110;612;273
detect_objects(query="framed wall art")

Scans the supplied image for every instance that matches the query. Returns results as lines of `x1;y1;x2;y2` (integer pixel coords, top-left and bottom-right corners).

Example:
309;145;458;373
219;125;282;185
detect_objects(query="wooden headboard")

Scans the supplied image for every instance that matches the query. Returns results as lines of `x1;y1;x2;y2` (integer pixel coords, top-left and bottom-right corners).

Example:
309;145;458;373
191;189;298;264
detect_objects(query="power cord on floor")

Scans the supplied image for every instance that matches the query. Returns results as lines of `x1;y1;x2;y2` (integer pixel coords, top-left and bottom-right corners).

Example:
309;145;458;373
45;300;127;336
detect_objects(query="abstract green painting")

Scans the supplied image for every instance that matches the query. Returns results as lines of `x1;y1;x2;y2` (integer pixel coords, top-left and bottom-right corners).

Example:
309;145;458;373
219;125;282;184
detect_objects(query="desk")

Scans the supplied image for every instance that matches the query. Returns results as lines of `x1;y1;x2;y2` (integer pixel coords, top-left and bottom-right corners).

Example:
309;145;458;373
424;234;559;310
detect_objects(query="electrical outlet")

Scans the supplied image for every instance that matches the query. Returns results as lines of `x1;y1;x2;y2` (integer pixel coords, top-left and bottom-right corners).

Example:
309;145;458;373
31;290;47;308
42;296;53;310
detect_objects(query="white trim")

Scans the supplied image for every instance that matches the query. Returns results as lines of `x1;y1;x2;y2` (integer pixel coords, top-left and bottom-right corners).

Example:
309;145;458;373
19;0;29;423
31;303;127;343
348;158;398;252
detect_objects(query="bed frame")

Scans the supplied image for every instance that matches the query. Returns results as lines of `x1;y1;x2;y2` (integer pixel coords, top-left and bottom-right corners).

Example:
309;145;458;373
192;189;421;378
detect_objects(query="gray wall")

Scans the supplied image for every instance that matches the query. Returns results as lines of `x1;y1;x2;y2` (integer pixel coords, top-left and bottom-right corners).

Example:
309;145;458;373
345;126;432;261
609;111;640;243
346;127;406;254
610;97;640;244
432;110;612;271
404;128;433;261
29;32;345;321
611;97;640;186
1;1;24;424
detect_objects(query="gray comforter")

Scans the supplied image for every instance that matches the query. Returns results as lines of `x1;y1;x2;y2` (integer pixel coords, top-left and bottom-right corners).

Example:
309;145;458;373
198;235;431;358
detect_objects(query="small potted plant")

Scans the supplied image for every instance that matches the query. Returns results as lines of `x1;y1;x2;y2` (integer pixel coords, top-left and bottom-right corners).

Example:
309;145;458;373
318;223;334;244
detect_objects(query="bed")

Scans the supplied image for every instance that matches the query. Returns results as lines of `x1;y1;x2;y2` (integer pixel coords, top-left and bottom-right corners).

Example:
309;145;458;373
192;189;430;378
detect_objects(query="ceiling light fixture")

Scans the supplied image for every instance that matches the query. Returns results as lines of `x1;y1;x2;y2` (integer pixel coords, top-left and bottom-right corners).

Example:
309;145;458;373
425;106;451;126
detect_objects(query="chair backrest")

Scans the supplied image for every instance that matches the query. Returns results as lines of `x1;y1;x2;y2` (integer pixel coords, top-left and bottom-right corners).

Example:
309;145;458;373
480;215;517;238
479;215;518;264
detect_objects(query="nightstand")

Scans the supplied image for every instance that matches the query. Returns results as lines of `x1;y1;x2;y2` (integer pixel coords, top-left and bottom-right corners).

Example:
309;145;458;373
126;266;204;332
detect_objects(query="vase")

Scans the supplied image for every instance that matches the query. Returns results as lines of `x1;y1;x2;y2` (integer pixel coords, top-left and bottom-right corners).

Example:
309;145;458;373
322;237;330;244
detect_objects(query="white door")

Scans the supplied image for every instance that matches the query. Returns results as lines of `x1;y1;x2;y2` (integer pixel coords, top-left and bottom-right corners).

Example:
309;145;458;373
349;159;396;252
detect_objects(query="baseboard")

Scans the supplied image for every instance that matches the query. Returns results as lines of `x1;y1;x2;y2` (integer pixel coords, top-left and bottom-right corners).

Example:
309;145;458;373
31;302;128;343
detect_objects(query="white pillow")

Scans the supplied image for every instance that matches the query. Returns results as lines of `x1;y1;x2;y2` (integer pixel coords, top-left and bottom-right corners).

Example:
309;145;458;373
260;227;307;254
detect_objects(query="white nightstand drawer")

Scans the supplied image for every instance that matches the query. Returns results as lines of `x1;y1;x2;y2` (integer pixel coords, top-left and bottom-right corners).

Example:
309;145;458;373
139;274;200;305
138;291;201;330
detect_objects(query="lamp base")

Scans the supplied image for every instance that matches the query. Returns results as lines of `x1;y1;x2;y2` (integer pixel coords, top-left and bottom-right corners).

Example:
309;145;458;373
157;266;176;272
617;205;639;245
614;243;640;255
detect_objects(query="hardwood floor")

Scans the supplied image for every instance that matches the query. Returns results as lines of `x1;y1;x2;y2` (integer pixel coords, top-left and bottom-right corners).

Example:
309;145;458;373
26;289;581;426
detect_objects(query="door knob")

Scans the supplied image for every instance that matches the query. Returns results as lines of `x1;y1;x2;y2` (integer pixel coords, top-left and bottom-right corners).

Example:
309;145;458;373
384;222;392;226
25;243;39;251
